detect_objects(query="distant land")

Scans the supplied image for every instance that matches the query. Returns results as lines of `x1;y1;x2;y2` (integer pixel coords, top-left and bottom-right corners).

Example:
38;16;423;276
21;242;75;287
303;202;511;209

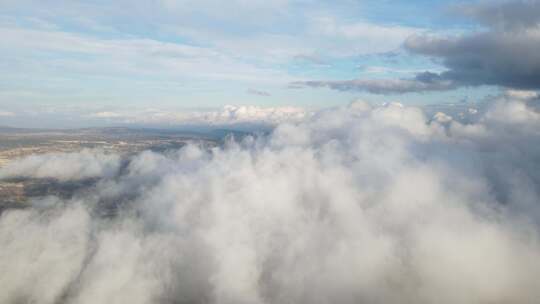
0;126;254;212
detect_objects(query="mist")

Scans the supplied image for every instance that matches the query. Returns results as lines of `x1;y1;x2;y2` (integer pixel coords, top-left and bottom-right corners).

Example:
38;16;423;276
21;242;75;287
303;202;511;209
1;99;540;304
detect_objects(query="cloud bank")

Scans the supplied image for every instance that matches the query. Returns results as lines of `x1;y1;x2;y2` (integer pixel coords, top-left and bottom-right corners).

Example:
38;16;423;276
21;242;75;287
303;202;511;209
2;99;540;303
86;105;309;126
0;105;309;129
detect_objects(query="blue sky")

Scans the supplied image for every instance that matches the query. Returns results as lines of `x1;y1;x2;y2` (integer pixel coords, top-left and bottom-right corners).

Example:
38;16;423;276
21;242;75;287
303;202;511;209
0;0;519;120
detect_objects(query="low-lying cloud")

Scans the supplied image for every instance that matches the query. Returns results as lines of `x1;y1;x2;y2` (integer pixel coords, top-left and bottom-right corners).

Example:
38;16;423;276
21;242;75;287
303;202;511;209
0;149;121;182
2;99;540;303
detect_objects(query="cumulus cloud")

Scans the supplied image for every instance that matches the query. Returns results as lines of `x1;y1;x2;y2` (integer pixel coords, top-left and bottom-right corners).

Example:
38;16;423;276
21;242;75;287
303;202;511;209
2;99;540;303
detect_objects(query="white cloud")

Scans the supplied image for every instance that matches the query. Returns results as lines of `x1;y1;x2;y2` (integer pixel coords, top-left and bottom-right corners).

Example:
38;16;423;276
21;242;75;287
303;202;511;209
2;99;540;303
88;111;123;118
0;26;296;85
86;105;309;125
0;1;428;88
0;149;120;181
308;16;420;55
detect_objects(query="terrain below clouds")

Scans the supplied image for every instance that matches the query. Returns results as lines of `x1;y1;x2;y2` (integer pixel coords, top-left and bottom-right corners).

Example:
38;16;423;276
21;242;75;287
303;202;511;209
1;99;540;303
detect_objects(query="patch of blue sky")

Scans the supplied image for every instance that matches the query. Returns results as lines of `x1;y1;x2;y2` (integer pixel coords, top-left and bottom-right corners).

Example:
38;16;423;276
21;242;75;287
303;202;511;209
355;0;466;29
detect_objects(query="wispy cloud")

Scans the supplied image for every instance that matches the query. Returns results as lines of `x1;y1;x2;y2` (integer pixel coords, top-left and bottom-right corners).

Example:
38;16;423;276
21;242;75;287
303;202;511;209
0;0;433;107
247;88;271;97
291;72;456;94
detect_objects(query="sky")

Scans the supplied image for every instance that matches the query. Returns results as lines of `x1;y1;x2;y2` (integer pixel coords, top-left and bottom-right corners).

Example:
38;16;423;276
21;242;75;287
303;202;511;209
0;0;539;127
2;2;540;302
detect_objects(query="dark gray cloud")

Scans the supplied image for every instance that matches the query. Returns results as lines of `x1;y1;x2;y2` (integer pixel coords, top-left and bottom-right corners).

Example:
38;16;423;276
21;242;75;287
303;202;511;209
457;0;540;31
294;0;540;94
404;30;540;90
406;0;540;90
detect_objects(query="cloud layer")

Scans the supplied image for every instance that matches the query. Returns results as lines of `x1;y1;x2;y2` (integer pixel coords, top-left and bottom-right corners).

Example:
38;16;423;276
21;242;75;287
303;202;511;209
2;99;540;303
0;150;120;182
